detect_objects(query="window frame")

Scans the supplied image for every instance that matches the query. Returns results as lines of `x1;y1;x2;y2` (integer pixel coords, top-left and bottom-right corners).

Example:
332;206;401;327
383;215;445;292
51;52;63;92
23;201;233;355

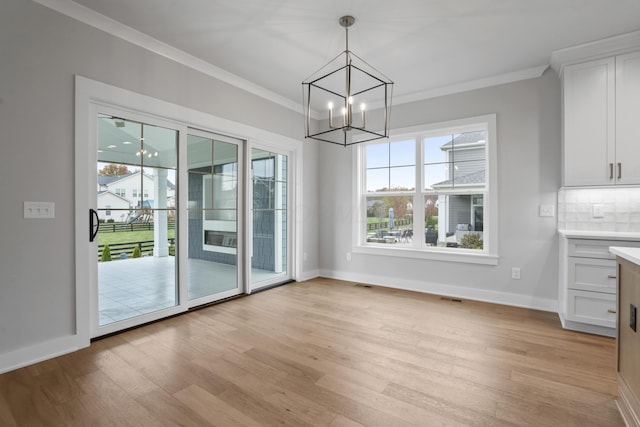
354;114;498;265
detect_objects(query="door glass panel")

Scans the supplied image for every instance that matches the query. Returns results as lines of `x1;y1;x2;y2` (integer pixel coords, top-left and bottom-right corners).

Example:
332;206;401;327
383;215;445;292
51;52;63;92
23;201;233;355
251;148;288;285
187;133;239;301
96;115;177;327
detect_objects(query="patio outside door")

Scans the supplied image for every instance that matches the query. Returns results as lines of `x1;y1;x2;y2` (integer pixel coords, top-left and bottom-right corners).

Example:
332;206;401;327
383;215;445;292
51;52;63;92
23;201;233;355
250;148;291;290
94;114;178;335
186;130;243;305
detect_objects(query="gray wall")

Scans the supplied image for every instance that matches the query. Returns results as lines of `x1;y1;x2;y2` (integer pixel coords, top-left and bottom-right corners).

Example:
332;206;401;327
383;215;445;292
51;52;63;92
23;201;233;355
318;70;562;308
0;0;319;362
0;0;562;370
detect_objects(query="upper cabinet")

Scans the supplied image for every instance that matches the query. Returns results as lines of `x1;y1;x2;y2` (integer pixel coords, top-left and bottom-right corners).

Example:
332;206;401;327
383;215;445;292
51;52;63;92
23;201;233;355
616;52;640;185
563;58;615;186
552;31;640;187
563;51;640;186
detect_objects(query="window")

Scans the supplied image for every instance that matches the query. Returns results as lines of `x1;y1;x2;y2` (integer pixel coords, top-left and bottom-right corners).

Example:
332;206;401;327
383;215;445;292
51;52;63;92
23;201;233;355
115;188;126;197
132;188;139;198
357;115;497;264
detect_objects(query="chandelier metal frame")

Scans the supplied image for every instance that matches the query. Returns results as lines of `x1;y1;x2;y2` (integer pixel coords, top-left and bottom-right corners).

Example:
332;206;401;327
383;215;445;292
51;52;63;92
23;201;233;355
302;16;393;146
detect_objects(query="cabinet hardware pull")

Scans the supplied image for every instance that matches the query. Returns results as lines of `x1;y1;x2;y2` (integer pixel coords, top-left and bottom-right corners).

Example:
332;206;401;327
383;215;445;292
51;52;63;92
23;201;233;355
607;309;617;314
618;162;622;180
608;275;617;279
609;163;614;179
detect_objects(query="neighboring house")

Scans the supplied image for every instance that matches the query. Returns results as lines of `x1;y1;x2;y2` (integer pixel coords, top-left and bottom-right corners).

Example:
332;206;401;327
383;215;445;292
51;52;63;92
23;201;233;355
96;170;176;219
96;191;130;221
431;131;486;244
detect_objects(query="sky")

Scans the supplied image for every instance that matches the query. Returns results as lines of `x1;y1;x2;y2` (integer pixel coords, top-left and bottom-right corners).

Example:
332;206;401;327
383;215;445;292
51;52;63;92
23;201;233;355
366;135;454;192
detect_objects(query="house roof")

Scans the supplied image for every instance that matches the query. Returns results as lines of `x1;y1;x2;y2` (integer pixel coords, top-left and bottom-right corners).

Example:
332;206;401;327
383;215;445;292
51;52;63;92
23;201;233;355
97;190;130;203
439;132;486;150
97;171;175;189
432;170;485;188
97;172;136;186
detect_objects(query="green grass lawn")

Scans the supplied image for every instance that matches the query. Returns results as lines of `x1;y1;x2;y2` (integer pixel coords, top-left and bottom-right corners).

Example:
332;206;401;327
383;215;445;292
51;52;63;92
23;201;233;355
98;229;175;245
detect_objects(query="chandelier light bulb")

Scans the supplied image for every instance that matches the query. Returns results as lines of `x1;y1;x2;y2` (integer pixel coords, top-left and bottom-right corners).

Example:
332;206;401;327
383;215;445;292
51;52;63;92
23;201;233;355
328;102;335;128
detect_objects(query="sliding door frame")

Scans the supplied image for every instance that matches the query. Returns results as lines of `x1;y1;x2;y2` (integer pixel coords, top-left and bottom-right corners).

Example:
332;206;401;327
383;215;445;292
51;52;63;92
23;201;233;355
247;143;295;292
75;76;303;346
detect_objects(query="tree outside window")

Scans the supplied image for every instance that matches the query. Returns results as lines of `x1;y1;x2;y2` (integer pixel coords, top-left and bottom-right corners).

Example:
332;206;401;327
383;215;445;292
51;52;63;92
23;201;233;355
361;118;492;255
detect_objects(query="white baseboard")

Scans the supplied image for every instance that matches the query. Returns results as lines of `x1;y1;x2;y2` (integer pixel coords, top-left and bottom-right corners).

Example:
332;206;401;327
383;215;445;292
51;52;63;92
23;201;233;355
297;269;320;282
319;269;558;313
0;334;89;374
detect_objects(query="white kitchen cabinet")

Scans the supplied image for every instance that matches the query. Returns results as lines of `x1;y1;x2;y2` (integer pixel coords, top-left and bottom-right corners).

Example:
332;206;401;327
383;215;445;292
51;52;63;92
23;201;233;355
563;58;614;186
559;236;640;337
563;52;640;186
615;51;640;185
567;289;617;329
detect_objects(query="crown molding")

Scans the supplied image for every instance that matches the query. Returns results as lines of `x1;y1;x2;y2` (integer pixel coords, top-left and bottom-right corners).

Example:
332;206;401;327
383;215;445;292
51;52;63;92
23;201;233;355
550;30;640;76
32;0;303;115
392;65;548;106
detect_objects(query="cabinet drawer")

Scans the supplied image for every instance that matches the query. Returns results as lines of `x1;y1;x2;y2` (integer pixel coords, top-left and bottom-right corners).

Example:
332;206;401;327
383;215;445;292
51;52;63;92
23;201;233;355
568;257;616;294
568;239;639;259
567;289;617;328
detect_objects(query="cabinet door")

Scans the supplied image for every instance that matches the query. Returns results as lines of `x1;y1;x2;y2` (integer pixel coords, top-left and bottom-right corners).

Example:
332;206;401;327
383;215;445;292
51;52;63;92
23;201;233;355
568;257;616;294
616;52;640;185
567;289;617;328
563;58;615;186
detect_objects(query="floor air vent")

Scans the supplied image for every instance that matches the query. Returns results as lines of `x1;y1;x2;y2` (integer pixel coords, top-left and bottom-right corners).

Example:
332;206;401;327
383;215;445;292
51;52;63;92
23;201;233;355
440;296;463;303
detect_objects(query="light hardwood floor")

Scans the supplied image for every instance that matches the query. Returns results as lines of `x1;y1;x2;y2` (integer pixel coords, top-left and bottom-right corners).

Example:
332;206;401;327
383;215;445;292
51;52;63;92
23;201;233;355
0;278;624;426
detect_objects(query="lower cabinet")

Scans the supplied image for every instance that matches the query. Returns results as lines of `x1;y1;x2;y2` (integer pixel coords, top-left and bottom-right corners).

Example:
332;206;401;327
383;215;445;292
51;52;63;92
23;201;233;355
566;289;616;328
559;237;639;337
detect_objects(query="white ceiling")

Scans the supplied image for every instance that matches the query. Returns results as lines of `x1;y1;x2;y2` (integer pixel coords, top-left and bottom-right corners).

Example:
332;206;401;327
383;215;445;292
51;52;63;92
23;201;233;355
45;0;640;110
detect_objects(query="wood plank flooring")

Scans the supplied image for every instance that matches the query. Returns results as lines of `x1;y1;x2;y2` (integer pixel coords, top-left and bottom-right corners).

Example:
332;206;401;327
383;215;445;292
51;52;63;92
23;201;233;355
0;278;624;426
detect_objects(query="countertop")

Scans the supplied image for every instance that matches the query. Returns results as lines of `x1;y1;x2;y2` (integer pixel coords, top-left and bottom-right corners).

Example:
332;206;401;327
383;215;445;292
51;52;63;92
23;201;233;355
610;246;640;266
558;230;640;241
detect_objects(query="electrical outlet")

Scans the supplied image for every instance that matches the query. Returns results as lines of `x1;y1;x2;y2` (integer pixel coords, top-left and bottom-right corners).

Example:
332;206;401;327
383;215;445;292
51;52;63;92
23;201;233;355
592;204;604;218
303;252;308;262
511;267;521;280
539;205;554;217
346;252;352;261
24;201;55;219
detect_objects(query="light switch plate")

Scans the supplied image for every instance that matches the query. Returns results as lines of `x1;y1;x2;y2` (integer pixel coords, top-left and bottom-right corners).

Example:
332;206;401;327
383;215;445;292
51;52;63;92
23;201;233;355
539;205;554;217
24;201;55;219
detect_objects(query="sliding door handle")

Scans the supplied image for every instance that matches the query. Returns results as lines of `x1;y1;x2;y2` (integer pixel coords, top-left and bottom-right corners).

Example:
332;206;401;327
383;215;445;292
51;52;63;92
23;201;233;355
609;163;614;180
89;209;99;242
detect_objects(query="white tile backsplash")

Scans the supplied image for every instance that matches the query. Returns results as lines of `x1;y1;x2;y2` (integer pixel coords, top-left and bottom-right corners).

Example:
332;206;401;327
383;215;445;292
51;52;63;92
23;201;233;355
558;187;640;232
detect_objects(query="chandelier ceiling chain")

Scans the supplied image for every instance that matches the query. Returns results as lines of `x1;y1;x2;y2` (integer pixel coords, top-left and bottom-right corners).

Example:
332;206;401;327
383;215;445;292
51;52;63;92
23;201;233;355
302;15;394;147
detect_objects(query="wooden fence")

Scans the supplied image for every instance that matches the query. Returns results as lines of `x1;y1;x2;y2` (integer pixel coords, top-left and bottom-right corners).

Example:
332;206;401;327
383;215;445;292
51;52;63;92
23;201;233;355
367;218;413;231
98;238;175;260
98;221;176;233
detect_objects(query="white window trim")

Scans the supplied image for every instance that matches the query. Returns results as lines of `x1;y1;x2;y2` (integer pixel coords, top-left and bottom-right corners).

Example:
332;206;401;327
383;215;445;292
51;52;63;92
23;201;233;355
352;114;498;265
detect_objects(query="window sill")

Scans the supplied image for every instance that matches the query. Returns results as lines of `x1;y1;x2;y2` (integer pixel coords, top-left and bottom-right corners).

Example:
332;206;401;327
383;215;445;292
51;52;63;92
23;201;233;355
352;244;499;265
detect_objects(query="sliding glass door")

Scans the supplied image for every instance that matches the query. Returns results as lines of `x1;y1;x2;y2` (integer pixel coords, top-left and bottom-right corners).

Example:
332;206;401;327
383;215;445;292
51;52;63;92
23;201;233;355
186;130;243;305
87;107;292;338
94;114;178;335
250;148;291;290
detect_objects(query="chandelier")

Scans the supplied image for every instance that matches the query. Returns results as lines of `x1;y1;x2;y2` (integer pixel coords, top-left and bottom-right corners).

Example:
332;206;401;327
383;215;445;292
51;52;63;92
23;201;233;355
302;16;393;146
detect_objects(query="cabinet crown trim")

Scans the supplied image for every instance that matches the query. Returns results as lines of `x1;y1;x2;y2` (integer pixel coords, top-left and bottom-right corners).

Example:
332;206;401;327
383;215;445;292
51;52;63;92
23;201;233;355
551;30;640;76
